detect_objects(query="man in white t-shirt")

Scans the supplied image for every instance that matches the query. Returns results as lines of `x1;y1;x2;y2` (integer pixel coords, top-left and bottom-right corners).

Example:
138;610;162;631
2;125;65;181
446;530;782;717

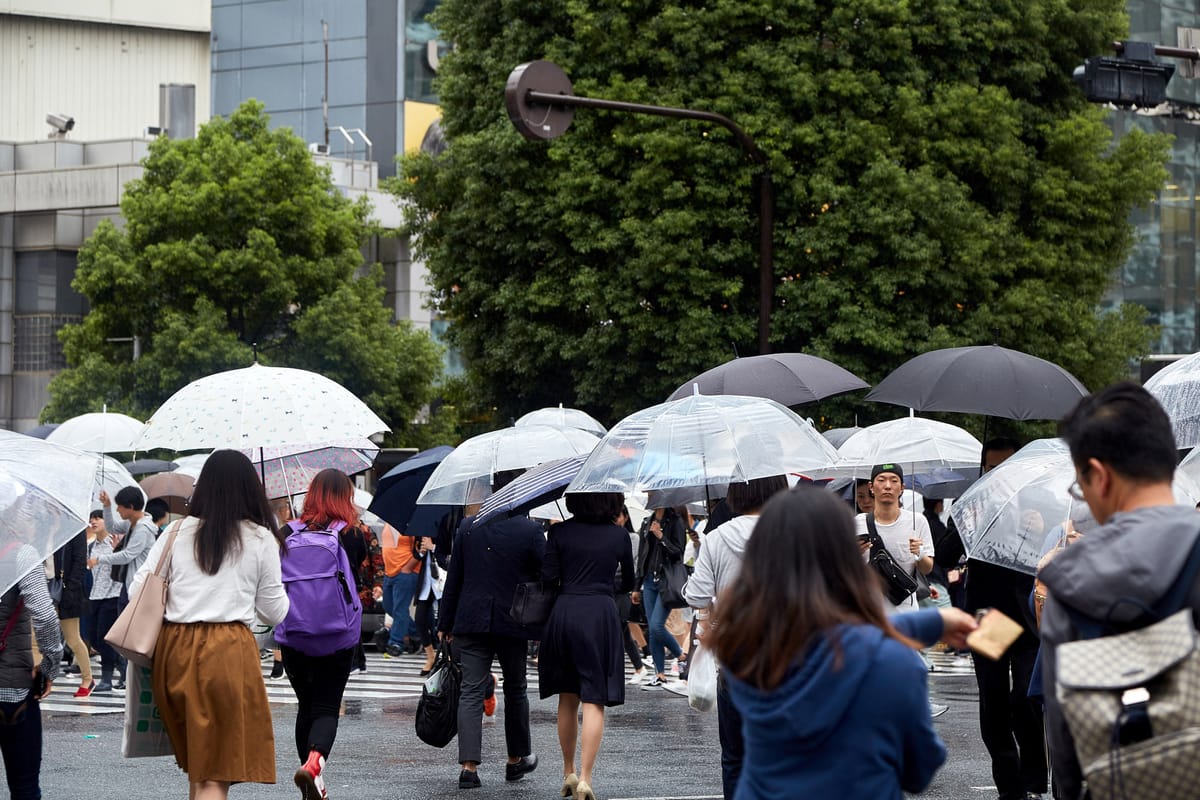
855;463;935;611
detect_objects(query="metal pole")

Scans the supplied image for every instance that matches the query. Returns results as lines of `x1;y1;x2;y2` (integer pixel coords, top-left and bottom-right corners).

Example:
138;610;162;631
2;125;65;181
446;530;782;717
1113;41;1200;61
322;20;330;149
524;90;774;353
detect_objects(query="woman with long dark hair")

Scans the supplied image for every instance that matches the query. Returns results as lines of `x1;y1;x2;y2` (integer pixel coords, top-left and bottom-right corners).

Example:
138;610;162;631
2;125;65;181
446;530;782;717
130;449;288;800
538;492;635;800
630;504;686;689
276;469;363;800
708;486;947;799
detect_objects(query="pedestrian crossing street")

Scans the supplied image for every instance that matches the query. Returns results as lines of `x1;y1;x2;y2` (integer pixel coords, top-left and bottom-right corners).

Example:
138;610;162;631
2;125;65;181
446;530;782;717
41;647;974;717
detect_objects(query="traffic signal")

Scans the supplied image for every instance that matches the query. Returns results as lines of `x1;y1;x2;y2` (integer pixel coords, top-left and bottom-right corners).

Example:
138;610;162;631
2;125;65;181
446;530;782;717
1073;41;1175;107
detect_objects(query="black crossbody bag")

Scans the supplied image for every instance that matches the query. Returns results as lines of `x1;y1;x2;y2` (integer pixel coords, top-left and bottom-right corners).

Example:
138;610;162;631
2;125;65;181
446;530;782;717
866;514;920;606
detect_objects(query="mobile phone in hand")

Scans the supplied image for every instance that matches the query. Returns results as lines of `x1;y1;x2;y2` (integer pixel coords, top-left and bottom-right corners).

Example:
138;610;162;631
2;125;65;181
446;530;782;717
856;533;872;544
30;671;47;698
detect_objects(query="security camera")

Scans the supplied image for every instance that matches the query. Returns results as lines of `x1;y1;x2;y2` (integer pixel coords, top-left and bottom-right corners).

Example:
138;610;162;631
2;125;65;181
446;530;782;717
45;113;75;134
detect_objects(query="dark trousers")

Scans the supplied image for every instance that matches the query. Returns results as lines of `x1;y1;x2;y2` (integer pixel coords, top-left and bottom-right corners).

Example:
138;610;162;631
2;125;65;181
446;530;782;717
414;597;437;648
87;596;121;680
717;672;744;800
454;634;531;765
614;593;641;670
281;646;355;762
974;639;1047;798
0;695;41;800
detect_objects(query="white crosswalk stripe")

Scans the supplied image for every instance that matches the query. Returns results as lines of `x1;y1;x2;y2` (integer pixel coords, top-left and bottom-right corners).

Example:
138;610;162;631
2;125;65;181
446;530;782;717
42;649;547;717
926;648;976;677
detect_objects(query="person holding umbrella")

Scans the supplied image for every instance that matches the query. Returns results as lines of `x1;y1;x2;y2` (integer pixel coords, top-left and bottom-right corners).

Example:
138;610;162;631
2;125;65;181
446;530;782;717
0;513;62;799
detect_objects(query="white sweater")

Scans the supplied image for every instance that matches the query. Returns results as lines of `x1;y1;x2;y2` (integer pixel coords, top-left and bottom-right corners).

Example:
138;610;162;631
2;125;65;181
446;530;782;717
683;515;759;609
129;517;289;628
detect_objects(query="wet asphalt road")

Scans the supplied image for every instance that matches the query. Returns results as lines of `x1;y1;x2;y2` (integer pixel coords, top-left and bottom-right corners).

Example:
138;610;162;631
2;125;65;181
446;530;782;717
37;656;1004;800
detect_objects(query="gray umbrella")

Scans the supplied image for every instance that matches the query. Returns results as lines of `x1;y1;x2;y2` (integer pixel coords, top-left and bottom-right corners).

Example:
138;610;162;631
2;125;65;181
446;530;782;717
821;426;862;449
666;353;869;405
866;345;1087;421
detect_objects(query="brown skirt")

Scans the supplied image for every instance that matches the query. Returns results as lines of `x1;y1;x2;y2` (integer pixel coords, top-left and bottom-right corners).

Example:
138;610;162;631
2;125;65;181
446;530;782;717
152;621;276;784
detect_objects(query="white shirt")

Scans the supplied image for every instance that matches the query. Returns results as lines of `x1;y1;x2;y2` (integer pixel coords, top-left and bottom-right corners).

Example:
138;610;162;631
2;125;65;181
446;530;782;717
856;510;934;611
129;517;289;628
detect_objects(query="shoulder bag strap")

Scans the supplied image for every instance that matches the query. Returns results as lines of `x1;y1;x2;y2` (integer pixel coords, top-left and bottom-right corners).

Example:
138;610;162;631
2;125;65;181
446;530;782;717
0;598;25;654
153;520;184;581
866;514;885;555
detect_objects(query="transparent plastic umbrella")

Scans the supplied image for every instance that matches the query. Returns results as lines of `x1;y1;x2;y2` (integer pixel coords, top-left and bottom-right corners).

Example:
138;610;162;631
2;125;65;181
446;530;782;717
814;417;982;479
416;425;600;506
47;411;145;453
136;363;389;451
238;439;379;500
0;431;99;596
950;438;1200;575
565;393;839;503
1145;351;1200;448
95;457;147;508
515;405;607;436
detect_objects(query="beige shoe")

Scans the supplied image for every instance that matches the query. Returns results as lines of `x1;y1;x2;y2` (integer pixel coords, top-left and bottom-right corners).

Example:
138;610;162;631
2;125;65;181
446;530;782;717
561;773;579;798
575;779;595;800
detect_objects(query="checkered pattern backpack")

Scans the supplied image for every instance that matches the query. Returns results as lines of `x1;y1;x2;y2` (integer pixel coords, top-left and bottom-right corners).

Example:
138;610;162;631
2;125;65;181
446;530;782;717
1054;539;1200;800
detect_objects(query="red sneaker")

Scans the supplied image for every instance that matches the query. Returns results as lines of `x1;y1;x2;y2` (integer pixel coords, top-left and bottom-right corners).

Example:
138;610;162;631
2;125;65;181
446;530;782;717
483;673;497;717
73;680;95;698
294;750;328;799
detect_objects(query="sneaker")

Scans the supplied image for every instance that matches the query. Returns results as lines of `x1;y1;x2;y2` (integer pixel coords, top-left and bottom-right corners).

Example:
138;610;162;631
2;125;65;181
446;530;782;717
270;660;285;679
663;681;689;697
73;680;96;698
483;673;497;717
294;751;328;799
930;702;949;718
372;627;390;653
458;768;481;789
114;679;126;690
668;663;680;678
384;644;402;658
92;680;113;693
627;669;646;685
641;676;664;690
641;656;656;670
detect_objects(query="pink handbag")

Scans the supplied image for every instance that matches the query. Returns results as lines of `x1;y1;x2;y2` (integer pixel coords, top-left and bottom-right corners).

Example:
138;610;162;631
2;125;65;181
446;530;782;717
105;522;181;668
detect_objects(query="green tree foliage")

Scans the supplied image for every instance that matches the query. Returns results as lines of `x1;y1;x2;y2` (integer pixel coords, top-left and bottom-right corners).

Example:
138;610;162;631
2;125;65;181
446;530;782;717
395;0;1166;425
46;100;444;443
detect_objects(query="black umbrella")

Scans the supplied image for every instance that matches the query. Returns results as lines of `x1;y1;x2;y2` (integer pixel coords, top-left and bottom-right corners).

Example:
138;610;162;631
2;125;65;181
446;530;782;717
865;345;1087;421
368;445;454;531
23;423;60;439
123;458;178;476
666;353;869;405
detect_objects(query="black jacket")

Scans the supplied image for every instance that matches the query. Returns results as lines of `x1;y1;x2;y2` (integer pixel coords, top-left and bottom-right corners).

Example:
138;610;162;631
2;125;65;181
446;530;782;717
54;532;87;619
635;509;686;584
438;515;545;640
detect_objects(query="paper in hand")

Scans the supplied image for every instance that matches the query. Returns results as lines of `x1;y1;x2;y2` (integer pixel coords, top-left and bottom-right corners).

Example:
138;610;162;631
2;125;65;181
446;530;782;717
967;609;1024;661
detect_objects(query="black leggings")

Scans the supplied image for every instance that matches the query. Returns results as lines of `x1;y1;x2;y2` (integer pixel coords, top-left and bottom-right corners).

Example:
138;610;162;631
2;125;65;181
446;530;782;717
414;596;438;648
281;646;354;761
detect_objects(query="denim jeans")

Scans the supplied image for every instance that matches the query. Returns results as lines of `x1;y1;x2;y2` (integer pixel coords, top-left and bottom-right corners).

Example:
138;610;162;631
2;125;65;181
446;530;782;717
642;577;682;675
382;572;419;647
0;695;42;799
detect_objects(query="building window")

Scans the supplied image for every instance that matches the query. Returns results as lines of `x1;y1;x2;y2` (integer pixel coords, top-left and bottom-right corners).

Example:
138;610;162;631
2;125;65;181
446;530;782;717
13;314;79;371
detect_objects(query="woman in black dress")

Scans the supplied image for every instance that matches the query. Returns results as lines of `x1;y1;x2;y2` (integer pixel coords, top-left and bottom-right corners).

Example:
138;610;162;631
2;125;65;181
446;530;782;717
538;492;635;800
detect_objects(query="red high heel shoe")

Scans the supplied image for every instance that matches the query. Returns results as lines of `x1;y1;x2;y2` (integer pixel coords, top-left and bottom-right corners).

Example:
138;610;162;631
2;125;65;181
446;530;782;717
74;680;95;698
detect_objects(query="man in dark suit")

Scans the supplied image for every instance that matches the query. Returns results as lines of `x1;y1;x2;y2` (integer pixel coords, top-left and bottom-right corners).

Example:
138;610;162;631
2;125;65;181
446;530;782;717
438;470;545;790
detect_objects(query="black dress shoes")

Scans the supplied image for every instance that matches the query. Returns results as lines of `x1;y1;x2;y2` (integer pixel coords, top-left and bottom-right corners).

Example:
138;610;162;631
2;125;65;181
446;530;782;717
458;769;481;789
505;754;538;782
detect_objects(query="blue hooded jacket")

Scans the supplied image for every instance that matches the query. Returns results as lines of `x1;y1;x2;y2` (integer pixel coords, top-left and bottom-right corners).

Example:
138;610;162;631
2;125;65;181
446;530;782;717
725;616;947;799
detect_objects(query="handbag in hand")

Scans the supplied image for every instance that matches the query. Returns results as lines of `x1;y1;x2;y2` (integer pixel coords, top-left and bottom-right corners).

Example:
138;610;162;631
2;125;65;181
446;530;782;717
866;515;920;606
658;560;691;610
105;521;181;668
510;581;558;627
415;640;462;748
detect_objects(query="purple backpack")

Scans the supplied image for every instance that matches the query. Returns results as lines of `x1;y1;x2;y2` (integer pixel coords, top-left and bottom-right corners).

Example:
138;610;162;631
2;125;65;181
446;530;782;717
274;520;363;657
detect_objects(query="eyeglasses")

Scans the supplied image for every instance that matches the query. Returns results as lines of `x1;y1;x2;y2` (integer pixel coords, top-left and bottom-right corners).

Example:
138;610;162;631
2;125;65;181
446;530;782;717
1067;480;1085;502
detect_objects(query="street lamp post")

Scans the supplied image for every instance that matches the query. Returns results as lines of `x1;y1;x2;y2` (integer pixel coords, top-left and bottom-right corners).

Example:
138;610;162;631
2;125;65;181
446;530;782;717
505;60;775;355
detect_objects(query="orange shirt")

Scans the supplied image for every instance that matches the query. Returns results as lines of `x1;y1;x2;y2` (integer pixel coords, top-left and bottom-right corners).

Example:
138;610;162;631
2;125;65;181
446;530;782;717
381;524;421;577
